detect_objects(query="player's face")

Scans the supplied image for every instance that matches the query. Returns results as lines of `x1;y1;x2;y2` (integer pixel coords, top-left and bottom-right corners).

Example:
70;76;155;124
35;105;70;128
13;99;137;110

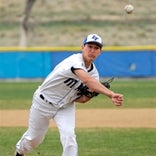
82;43;102;65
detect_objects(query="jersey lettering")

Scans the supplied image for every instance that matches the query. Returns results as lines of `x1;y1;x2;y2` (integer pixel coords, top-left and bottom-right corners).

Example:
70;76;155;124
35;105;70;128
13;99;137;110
75;83;84;91
75;83;84;96
64;78;78;88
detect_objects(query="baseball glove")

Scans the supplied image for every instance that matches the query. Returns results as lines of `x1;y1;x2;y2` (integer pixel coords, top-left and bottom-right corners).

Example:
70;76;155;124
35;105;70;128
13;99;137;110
101;77;114;89
78;77;114;98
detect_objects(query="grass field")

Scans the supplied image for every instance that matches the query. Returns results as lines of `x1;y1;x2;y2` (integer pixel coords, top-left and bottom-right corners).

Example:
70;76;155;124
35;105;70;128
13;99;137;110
0;79;156;109
1;127;156;156
0;79;156;156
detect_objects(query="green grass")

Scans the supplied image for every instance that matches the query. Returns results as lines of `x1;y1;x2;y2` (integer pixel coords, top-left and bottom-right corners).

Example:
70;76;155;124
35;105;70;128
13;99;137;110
0;79;156;109
1;79;156;156
1;127;156;156
0;81;40;109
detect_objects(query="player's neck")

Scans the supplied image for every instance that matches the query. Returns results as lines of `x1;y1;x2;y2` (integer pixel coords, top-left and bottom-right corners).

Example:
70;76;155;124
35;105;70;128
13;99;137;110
82;54;92;68
85;62;91;68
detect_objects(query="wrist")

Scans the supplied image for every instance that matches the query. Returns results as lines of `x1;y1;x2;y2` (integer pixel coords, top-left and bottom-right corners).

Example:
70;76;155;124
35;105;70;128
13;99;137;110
108;91;114;98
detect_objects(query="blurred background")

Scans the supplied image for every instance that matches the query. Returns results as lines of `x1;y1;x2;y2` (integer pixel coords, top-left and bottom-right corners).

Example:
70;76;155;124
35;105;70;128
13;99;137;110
0;0;156;79
0;0;156;47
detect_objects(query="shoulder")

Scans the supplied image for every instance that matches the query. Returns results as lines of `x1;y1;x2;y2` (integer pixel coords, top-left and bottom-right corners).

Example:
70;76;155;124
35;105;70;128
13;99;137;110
70;53;82;60
67;53;84;67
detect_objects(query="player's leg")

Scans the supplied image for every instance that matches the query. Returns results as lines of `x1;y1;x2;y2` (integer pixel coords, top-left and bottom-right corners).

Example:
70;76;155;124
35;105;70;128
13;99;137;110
54;104;78;156
15;106;49;155
15;94;54;155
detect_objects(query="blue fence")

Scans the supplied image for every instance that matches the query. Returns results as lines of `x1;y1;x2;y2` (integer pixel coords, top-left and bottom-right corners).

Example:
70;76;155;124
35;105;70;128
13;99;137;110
0;46;156;79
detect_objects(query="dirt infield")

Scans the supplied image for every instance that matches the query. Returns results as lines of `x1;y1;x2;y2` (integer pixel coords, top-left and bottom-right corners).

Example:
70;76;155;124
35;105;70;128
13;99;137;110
1;109;156;128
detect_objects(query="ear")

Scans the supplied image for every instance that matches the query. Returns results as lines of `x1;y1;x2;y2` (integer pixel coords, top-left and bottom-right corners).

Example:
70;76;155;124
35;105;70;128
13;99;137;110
81;44;85;49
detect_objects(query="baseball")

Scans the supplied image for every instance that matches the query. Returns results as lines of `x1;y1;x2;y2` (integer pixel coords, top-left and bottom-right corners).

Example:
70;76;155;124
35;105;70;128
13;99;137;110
124;4;134;14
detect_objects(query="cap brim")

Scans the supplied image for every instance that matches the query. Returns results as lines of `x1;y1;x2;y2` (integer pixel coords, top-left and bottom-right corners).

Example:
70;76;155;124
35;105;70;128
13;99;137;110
84;41;103;48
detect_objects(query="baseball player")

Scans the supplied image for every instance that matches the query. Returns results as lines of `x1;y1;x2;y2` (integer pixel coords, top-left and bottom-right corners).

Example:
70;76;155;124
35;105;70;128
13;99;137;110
15;34;123;156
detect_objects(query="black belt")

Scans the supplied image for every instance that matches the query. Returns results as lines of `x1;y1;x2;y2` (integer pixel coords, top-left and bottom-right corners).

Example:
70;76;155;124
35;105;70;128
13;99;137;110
40;94;52;105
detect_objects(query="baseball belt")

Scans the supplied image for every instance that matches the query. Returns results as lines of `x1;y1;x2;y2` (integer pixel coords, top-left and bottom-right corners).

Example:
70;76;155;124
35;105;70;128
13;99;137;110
40;94;53;105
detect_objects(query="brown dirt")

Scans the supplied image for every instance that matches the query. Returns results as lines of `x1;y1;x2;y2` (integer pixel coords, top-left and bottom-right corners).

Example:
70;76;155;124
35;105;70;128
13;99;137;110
1;109;156;128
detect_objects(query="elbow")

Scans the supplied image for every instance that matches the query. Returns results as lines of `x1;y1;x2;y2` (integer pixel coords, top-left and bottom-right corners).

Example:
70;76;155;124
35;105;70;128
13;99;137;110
75;95;91;103
80;99;90;103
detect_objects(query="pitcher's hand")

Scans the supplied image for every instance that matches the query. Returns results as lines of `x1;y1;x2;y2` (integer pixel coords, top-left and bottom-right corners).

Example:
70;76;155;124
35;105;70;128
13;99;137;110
110;93;123;106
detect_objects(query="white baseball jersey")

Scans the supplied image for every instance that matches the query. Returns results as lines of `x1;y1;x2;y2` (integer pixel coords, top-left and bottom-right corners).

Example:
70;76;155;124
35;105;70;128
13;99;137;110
38;53;99;108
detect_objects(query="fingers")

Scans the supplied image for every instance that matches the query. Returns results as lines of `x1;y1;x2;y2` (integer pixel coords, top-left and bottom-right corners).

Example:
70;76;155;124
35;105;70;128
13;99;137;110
114;100;123;106
112;94;123;106
113;99;122;106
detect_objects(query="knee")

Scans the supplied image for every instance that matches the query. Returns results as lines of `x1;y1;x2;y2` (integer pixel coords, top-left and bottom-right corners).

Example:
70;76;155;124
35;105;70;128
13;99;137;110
60;133;78;156
60;131;77;148
61;132;77;146
17;135;45;154
29;135;45;149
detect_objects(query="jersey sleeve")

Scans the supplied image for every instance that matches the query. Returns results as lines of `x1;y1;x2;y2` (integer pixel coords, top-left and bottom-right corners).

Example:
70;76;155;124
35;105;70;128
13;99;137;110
70;55;87;74
71;62;99;81
68;53;99;80
71;66;84;74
